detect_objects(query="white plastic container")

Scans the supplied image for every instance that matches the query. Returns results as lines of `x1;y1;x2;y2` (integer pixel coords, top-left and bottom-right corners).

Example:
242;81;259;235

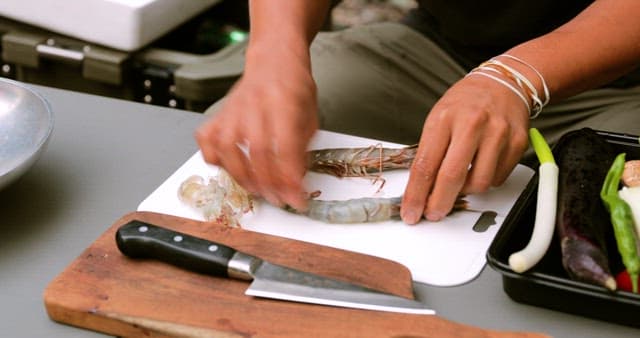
0;0;220;51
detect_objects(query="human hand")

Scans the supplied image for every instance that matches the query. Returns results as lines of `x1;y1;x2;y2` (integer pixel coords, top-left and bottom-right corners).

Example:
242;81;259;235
195;53;318;211
401;74;530;224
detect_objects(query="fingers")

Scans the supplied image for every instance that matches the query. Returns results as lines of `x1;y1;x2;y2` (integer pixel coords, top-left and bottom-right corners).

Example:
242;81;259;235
401;118;450;224
195;114;256;194
464;120;529;195
247;106;315;211
195;118;220;165
422;120;479;221
247;112;282;206
492;126;529;185
461;120;507;195
272;125;312;211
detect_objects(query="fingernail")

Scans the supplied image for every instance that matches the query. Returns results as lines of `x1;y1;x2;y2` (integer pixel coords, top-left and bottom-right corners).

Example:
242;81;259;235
246;186;259;195
402;210;419;224
263;192;282;208
426;211;445;222
291;194;308;212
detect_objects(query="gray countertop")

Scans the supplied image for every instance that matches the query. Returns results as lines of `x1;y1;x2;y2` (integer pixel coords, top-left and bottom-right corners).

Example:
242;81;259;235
1;85;637;337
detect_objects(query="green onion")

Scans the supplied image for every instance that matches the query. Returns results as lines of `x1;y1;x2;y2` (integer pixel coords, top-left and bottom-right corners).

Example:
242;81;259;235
509;128;558;273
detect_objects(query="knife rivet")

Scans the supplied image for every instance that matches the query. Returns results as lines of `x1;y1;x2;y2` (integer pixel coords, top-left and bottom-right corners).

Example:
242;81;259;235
208;245;218;252
138;226;148;232
173;235;183;242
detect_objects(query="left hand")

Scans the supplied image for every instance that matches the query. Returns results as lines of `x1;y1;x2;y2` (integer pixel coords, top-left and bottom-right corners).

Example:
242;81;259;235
400;74;530;224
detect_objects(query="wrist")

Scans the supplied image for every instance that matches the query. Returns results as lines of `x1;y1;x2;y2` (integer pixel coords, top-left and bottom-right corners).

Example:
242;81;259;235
245;37;312;74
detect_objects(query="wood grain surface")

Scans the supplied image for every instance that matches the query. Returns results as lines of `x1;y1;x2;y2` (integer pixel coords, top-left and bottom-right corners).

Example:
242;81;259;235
44;211;548;338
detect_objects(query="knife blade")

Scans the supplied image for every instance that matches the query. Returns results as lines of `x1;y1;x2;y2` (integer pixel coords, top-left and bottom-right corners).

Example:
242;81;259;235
115;220;434;315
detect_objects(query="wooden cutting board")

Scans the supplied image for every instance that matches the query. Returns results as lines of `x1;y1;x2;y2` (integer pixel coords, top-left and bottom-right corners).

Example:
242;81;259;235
44;211;547;338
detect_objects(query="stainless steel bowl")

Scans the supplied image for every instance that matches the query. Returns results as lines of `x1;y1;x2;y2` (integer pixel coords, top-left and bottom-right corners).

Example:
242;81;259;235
0;78;54;191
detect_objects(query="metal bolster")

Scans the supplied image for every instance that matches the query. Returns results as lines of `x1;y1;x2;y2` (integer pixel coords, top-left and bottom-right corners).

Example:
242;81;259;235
35;43;84;63
227;252;259;281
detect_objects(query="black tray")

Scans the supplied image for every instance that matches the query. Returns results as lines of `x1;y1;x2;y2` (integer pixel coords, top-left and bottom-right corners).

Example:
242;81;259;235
486;129;640;328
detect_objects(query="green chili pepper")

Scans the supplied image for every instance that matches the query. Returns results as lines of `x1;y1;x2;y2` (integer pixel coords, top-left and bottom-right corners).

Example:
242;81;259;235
601;153;640;293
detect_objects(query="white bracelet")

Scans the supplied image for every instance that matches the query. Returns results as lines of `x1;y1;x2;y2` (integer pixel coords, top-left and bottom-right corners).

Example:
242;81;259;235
477;65;530;96
466;70;531;113
478;57;549;119
500;54;550;107
487;59;540;106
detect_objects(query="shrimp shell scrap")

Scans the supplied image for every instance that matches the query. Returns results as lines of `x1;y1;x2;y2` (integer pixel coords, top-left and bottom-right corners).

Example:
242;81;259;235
178;170;253;228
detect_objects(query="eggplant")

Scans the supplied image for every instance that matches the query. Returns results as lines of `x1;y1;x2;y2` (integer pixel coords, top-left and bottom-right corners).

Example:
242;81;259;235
555;128;617;290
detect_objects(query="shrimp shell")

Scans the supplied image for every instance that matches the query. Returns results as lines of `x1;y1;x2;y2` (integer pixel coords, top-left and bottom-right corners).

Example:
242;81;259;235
178;171;253;228
217;169;254;214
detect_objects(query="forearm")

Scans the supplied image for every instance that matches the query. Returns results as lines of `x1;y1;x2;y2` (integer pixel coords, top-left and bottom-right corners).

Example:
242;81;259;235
246;1;333;72
504;0;640;102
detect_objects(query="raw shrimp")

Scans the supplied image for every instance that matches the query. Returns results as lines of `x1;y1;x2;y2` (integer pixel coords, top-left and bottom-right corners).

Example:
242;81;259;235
178;170;253;228
298;143;471;223
307;144;417;189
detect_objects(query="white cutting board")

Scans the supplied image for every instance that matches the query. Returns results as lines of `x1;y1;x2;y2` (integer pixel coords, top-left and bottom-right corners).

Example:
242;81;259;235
0;0;220;51
138;130;534;286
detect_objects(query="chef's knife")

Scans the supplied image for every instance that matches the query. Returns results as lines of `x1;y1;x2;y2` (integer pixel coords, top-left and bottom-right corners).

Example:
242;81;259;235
115;221;434;315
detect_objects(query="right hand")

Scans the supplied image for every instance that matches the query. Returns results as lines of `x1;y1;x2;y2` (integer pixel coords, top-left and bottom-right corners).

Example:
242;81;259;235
401;71;530;224
195;50;318;211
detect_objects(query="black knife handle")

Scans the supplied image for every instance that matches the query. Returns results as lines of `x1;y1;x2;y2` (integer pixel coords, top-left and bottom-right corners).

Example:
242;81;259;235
115;221;237;277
